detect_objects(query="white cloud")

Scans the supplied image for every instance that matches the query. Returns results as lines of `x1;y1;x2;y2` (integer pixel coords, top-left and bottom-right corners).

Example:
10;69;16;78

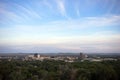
55;0;71;19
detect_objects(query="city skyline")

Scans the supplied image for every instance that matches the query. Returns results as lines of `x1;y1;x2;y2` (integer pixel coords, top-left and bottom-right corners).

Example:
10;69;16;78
0;0;120;53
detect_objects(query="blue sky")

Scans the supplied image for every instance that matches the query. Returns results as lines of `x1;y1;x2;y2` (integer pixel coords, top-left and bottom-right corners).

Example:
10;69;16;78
0;0;120;53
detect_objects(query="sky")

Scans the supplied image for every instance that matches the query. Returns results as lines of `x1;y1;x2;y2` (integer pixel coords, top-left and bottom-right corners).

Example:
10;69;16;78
0;0;120;53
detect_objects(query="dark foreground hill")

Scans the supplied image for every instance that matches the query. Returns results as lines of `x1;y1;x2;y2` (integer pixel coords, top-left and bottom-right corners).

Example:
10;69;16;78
0;60;120;80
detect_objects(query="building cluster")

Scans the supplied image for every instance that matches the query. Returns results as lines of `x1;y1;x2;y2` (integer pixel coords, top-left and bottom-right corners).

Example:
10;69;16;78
0;53;118;62
25;53;78;62
25;53;50;61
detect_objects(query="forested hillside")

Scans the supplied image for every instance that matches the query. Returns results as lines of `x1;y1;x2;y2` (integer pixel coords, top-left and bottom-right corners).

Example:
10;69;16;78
0;60;120;80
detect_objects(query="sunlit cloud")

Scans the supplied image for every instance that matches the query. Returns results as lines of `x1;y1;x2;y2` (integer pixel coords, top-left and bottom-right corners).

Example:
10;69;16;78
0;33;120;53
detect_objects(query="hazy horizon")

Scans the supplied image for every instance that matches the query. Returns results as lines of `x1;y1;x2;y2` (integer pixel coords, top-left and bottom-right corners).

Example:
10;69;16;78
0;0;120;53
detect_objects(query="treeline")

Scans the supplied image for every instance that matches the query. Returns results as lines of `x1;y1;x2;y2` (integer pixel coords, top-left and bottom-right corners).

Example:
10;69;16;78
0;60;120;80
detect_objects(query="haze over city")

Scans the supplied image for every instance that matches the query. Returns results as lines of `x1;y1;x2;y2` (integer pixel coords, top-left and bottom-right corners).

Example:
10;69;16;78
0;0;120;53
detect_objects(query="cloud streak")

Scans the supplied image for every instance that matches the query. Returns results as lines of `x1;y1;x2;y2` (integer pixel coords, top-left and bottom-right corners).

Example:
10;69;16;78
54;0;71;19
14;3;41;19
55;0;66;16
0;1;42;24
49;15;120;30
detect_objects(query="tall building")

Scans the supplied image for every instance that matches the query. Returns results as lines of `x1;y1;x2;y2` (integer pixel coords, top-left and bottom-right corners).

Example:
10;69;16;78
79;53;87;59
34;53;40;58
